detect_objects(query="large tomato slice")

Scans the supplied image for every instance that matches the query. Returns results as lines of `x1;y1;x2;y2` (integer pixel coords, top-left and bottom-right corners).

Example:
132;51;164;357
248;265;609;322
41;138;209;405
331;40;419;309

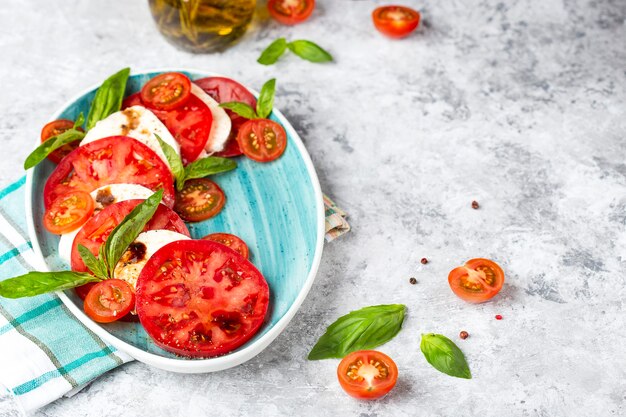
40;119;83;163
43;136;175;209
337;350;398;400
136;239;270;357
448;258;505;303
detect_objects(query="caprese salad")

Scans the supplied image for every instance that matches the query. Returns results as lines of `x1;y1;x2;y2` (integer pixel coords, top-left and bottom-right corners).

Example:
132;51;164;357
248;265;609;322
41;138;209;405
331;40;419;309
0;68;289;358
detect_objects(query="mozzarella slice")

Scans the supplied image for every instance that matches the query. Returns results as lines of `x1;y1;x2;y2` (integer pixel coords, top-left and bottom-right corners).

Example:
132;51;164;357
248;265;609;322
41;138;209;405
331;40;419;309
80;106;180;169
190;83;232;156
114;230;190;290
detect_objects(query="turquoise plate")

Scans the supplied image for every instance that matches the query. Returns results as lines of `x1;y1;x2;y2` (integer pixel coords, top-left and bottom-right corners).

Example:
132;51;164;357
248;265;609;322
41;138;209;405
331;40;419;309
25;69;325;373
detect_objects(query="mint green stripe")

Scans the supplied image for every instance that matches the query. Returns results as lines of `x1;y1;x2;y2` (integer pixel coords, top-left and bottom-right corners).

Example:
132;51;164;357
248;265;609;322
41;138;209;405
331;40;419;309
0;242;32;266
0;176;25;200
0;298;61;336
12;347;114;395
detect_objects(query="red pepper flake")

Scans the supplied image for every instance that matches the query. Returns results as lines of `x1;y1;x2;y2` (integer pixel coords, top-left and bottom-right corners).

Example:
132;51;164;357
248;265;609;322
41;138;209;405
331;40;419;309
459;330;469;339
420;257;428;264
471;200;480;209
495;314;503;320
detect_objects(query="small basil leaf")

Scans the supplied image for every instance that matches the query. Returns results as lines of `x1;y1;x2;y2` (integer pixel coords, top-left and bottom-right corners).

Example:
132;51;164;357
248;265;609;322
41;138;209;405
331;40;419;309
287;40;333;63
155;134;185;191
0;271;100;299
308;304;406;360
184;157;237;181
86;67;131;130
257;38;288;65
77;244;108;280
420;333;472;379
74;112;85;129
103;189;163;276
24;128;85;170
219;102;258;120
256;78;276;119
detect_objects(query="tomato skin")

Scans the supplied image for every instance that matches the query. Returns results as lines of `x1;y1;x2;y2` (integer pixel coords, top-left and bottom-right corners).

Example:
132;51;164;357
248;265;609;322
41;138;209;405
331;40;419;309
337;350;398;400
203;233;250;259
237;119;287;163
268;0;315;25
141;72;192;111
174;178;226;222
40;119;82;163
372;6;421;39
84;279;135;323
43;191;95;235
448;258;505;303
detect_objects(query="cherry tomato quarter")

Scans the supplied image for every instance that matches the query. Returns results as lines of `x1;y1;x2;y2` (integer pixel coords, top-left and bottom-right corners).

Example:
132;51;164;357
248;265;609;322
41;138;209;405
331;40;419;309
448;258;505;303
140;72;192;111
267;0;315;25
203;233;250;259
40;119;82;163
372;5;421;39
43;191;95;235
237;119;287;163
84;279;135;323
174;178;226;222
337;350;398;400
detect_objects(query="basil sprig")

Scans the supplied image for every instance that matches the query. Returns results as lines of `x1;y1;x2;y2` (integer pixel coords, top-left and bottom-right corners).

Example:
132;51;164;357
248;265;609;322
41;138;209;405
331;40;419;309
420;333;472;379
308;304;406;360
86;67;131;130
156;134;236;191
24;114;85;170
219;79;276;121
0;271;99;299
258;38;333;65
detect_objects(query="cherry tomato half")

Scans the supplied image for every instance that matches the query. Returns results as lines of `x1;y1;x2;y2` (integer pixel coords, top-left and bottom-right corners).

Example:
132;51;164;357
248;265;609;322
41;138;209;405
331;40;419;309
40;119;82;163
203;232;250;259
372;5;421;39
448;258;505;303
237;119;287;163
174;178;226;222
141;72;192;111
84;279;135;323
338;350;398;400
268;0;315;25
43;191;95;235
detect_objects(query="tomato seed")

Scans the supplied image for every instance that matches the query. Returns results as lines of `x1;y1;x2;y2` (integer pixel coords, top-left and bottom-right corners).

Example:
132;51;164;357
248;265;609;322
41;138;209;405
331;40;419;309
495;314;503;320
409;277;417;285
471;200;480;209
460;331;469;339
420;257;428;264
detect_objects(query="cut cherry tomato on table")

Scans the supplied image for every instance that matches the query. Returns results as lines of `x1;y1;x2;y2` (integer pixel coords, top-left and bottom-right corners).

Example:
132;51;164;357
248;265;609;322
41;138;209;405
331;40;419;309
43;191;95;235
174;178;226;222
84;279;135;323
140;72;192;111
372;5;421;39
448;258;505;303
237;119;287;163
135;239;270;357
40;119;82;163
337;350;398;400
203;232;249;259
267;0;315;25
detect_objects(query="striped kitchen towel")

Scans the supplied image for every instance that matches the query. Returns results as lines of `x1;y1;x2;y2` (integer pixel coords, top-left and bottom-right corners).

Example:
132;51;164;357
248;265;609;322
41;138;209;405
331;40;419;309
0;176;350;414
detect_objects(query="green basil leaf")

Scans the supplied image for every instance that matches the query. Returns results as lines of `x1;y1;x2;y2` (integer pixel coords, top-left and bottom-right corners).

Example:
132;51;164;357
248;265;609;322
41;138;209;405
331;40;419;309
257;38;288;65
256;78;276;119
86;67;131;130
155;134;185;191
420;333;472;379
77;244;108;280
74;112;85;129
24;128;85;170
103;189;163;276
219;102;258;120
184;157;237;181
308;304;406;360
0;271;99;299
287;40;333;63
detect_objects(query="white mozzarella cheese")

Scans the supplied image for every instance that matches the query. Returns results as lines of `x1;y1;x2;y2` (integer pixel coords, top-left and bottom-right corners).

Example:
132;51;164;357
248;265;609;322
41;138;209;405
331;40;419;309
190;83;232;156
80;106;180;169
114;230;191;290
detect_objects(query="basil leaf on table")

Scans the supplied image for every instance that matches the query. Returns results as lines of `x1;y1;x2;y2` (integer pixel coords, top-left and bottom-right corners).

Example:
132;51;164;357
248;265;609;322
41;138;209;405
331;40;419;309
77;244;108;280
258;38;288;65
287;40;333;63
420;333;472;379
156;134;186;191
23;128;86;170
0;271;100;299
256;78;276;119
308;304;406;360
103;189;163;276
86;67;130;130
184;157;237;181
219;102;258;120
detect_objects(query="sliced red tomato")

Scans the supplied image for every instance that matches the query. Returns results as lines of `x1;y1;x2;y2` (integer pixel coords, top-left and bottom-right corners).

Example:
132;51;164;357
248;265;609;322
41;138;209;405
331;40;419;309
43;191;94;235
372;6;421;38
122;92;143;109
84;279;135;323
194;77;258;158
140;72;192;111
448;258;505;303
43;136;175;209
268;0;315;25
338;350;398;400
136;239;270;357
203;233;249;259
174;178;225;222
237;119;287;163
41;119;83;163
